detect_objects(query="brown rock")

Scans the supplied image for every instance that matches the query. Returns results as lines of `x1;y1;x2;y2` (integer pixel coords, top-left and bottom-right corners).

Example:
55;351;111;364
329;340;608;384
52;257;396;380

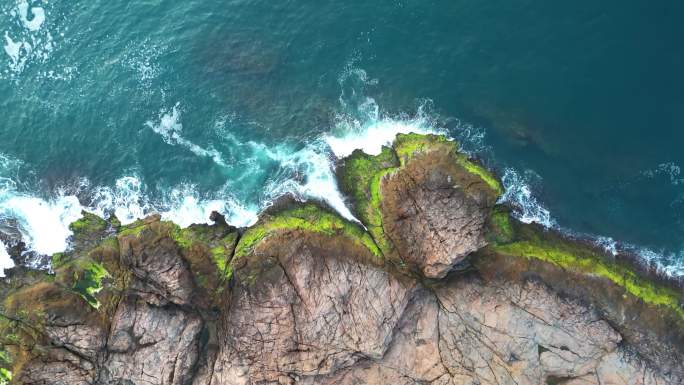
209;232;414;384
118;220;196;306
101;297;203;385
381;144;498;278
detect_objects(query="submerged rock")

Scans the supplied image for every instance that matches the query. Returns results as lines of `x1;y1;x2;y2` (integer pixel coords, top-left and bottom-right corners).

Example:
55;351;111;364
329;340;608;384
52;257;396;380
1;133;683;385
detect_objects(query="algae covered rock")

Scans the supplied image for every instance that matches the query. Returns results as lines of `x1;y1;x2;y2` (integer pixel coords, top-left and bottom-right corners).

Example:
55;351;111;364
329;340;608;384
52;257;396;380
337;133;501;278
0;211;240;385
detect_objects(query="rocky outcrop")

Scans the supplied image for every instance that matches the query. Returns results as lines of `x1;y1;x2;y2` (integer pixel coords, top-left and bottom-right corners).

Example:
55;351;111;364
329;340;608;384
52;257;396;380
337;134;501;279
209;233;414;384
1;133;683;385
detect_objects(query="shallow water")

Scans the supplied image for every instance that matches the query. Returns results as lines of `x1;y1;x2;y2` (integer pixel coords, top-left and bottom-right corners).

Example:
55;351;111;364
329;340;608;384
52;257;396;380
1;0;683;276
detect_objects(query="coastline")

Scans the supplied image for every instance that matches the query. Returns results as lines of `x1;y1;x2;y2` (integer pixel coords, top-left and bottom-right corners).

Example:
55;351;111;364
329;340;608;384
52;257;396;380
1;132;683;384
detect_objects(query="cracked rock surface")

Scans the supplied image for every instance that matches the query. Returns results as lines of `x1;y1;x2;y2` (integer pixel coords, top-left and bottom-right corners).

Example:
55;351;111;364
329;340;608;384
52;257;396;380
2;135;683;385
380;148;498;279
7;216;681;385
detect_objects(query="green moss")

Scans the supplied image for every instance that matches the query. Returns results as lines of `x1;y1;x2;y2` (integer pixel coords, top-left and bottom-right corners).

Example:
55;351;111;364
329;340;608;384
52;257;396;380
169;224;226;249
170;226;195;249
108;215;121;229
488;207;514;244
69;212;108;235
454;155;503;195
0;350;10;385
235;226;268;258
393;132;449;165
99;236;119;250
170;226;235;279
234;204;381;259
393;133;503;195
493;240;684;319
51;252;67;270
211;233;238;280
169;225;238;290
338;146;398;257
338;133;504;260
0;368;11;384
117;221;146;237
71;262;110;309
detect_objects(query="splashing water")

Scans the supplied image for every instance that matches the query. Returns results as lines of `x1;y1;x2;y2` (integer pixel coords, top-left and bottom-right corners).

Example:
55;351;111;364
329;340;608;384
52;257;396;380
0;240;13;277
0;194;83;255
499;168;555;227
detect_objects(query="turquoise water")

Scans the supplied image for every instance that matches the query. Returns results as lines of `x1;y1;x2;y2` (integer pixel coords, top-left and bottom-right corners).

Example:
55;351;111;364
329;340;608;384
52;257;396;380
1;1;683;275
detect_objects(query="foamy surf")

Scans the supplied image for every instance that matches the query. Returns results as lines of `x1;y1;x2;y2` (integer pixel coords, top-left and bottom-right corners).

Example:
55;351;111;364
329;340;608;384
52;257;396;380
0;240;13;277
0;194;83;256
499;168;555;227
0;98;448;262
1;55;681;280
87;176;260;228
324;118;439;158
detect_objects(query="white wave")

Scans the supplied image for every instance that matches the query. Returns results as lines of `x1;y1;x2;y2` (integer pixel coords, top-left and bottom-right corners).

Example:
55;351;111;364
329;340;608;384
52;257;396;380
0;240;13;277
325;118;438;158
90;176;150;225
0;195;83;256
157;183;258;228
146;104;229;168
220;198;259;227
499;168;555;227
260;142;357;222
634;247;684;278
16;0;45;32
122;40;163;83
87;175;258;228
595;236;618;256
325;96;443;158
3;31;30;72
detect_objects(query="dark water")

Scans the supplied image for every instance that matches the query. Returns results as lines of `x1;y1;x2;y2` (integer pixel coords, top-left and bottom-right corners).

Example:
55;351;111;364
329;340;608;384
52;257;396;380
1;0;683;275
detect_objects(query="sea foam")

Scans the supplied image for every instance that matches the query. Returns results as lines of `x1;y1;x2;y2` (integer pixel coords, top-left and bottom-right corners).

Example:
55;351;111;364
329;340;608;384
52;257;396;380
0;240;13;277
146;103;230;168
0;195;83;256
2;0;55;76
16;0;46;32
499;168;555;227
0;97;447;261
325;118;438;158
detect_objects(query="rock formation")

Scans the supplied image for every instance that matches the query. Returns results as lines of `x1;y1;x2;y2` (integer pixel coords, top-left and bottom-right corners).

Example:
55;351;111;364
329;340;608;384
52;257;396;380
1;133;683;385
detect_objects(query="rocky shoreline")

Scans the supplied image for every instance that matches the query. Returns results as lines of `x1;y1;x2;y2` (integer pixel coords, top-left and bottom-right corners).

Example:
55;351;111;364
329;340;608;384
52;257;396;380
1;133;682;384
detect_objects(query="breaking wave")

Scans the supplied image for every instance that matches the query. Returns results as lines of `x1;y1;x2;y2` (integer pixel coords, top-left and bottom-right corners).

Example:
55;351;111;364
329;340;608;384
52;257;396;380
0;240;12;277
499;168;555;227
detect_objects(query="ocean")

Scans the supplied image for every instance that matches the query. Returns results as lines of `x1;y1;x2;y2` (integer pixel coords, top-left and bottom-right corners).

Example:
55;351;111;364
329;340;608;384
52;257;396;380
1;0;683;276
